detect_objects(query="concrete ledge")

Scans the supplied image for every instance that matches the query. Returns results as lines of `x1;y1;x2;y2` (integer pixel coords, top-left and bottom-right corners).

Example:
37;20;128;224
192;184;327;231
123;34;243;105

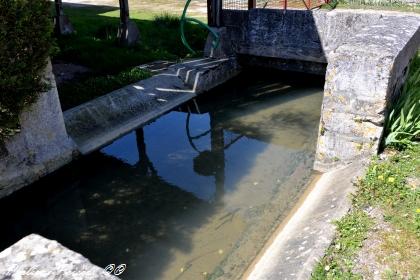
64;57;241;154
246;162;364;280
0;234;118;280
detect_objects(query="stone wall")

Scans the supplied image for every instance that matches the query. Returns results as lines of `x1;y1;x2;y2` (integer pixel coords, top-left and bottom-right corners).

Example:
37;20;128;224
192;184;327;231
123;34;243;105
207;9;420;171
0;62;76;199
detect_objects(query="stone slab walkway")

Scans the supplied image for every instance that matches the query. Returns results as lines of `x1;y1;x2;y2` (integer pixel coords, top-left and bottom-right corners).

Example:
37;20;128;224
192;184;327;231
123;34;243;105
64;57;240;154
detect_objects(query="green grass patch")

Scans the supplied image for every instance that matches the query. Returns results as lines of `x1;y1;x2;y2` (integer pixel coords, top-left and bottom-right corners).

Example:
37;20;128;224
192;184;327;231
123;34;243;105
354;147;420;236
312;210;373;280
59;67;151;110
322;0;420;13
311;146;420;279
54;6;207;109
55;6;206;74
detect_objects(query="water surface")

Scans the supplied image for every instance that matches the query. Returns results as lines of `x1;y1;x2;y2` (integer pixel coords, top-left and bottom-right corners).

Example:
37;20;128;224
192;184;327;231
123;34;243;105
0;70;324;280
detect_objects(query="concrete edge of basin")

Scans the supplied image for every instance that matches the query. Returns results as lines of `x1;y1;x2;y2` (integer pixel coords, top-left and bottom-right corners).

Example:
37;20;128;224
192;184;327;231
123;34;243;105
244;161;366;280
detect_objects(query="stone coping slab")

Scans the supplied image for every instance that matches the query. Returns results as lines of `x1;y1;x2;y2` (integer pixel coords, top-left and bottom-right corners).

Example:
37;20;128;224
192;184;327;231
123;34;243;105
0;234;119;280
64;57;240;154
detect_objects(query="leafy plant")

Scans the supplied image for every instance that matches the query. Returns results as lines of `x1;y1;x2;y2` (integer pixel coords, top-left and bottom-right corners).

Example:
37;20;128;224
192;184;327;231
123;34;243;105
0;0;53;139
384;51;420;149
321;0;339;10
312;146;420;279
385;102;420;147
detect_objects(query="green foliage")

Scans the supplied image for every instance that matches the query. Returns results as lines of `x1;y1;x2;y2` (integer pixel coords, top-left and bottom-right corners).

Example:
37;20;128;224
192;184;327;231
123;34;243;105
54;6;207;109
0;0;53;139
312;210;372;280
312;146;420;279
321;0;339;10
384;51;420;149
325;0;420;12
354;147;420;236
153;13;180;28
58;67;151;110
55;6;207;75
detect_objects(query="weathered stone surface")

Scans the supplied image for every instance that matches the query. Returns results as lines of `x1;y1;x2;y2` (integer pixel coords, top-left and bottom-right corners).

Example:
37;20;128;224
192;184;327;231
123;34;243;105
247;161;364;280
0;234;118;280
207;9;420;171
56;14;75;35
64;57;241;154
316;11;420;171
0;61;76;199
117;19;140;47
238;54;327;75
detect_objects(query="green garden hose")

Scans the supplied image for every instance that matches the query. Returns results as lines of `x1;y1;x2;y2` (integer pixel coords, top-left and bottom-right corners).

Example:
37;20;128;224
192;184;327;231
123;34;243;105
180;0;220;54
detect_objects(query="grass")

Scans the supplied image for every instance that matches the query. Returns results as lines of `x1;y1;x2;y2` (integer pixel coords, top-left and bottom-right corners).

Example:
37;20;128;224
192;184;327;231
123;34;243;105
59;67;151;110
312;210;373;279
312;146;420;279
321;0;420;12
54;5;207;109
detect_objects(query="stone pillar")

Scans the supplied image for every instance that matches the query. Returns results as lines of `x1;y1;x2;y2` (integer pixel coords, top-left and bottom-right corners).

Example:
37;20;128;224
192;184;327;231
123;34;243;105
208;0;222;27
117;0;140;46
54;0;75;35
314;45;416;171
0;61;76;199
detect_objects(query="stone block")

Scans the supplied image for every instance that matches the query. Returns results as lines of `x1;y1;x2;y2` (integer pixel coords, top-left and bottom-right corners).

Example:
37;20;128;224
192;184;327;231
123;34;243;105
0;234;118;280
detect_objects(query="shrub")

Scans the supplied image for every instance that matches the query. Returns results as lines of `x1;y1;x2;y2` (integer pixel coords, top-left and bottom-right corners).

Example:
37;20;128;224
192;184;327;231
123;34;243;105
0;0;53;139
384;51;420;149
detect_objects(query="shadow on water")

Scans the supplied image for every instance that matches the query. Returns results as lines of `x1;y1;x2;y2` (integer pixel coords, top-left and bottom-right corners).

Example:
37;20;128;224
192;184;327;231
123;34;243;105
0;69;324;280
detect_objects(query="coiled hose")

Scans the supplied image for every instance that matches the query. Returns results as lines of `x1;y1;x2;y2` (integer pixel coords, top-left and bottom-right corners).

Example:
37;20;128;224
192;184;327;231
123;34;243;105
180;0;220;54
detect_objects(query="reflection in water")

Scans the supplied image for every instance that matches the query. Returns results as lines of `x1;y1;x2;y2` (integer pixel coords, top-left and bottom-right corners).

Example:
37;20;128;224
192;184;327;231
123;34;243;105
0;70;324;280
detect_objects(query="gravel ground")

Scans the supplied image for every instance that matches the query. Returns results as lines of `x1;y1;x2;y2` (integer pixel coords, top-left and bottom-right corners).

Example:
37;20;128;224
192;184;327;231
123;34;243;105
62;0;207;17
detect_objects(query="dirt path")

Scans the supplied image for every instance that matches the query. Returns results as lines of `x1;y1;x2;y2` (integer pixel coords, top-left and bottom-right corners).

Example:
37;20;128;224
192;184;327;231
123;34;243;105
63;0;207;17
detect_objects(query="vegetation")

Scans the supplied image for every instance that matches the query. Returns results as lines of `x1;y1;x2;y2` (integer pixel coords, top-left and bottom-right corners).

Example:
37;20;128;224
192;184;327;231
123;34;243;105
59;67;151;110
54;6;207;109
312;210;373;279
0;0;53;139
321;0;420;12
312;146;420;279
384;51;420;149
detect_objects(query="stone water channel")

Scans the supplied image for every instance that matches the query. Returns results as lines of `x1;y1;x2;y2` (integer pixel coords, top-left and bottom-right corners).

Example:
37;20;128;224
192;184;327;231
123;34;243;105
0;69;323;280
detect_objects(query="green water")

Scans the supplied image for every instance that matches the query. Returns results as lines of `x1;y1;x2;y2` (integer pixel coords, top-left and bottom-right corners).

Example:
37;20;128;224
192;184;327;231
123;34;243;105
0;70;324;280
